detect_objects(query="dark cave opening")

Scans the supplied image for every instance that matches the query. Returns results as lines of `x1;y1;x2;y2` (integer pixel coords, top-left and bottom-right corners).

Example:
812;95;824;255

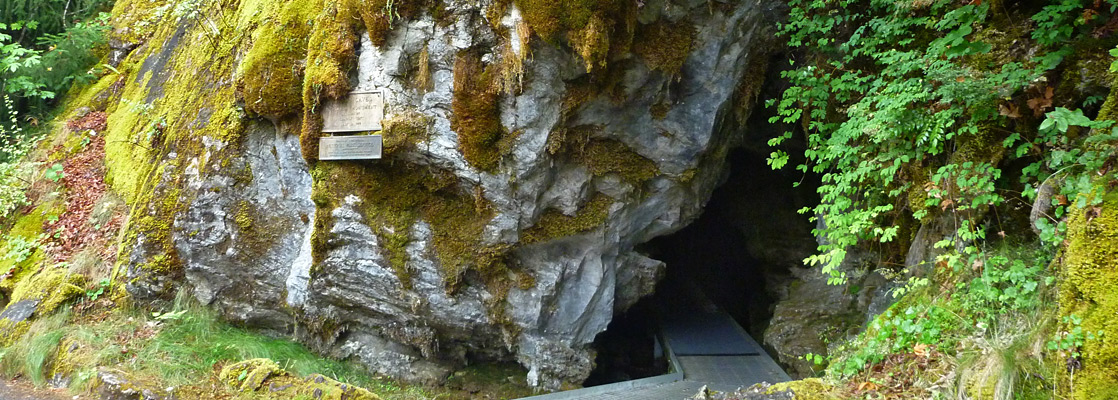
584;145;819;387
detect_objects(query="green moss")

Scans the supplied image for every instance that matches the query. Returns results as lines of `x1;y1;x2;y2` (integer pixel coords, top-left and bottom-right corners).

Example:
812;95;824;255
579;139;660;183
88;0;283;296
300;0;361;162
632;20;696;76
237;0;322;119
381;112;433;152
234;201;254;231
62;73;125;114
522;194;613;244
764;378;838;399
360;0;438;48
948;127;1007;166
1060;190;1118;400
311;160;505;292
109;0;173;44
0;319;30;347
219;358;382;399
8;264;86;317
513;0;636;72
0;248;45;295
451;50;507;172
9;200;64;240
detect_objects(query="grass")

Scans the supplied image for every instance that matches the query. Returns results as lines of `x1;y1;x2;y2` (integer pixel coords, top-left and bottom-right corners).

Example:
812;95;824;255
0;291;433;399
0;311;70;386
0;289;535;399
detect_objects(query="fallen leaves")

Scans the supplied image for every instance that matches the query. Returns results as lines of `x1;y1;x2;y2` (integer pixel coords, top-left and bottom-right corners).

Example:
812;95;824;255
1027;87;1055;117
43;122;124;264
999;103;1021;119
1087;206;1103;223
913;343;930;358
66;111;108;133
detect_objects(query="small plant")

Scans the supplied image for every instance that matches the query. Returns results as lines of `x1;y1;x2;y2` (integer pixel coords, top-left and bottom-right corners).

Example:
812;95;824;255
1047;315;1103;360
44;163;64;182
85;278;110;301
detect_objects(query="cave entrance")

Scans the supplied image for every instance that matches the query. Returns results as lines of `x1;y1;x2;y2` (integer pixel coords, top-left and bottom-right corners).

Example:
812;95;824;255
585;145;818;387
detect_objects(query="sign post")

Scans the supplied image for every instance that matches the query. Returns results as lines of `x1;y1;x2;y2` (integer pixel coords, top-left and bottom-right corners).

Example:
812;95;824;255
321;91;386;132
319;135;383;160
319;91;385;160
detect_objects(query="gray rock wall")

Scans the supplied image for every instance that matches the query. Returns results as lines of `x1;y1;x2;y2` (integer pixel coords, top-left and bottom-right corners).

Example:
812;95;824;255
120;0;777;389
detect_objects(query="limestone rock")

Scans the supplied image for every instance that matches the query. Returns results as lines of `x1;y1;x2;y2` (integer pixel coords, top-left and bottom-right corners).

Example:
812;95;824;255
0;299;38;323
105;0;777;389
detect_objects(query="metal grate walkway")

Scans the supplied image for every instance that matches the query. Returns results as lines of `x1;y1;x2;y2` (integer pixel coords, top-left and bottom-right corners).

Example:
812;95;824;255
518;279;790;399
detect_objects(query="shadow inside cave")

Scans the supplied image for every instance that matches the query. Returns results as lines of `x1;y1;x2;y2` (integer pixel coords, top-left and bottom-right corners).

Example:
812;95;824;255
584;147;818;387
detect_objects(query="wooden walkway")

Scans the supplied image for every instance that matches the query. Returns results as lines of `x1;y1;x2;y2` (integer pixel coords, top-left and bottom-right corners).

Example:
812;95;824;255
520;280;789;399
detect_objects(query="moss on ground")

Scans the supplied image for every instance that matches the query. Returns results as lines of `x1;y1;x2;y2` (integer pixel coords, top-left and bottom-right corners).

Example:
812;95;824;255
765;378;838;399
0;319;31;347
7;265;86;318
220;358;382;399
8;200;63;240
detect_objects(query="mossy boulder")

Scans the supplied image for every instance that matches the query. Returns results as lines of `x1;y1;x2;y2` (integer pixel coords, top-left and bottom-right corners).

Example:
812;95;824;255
219;358;381;400
6;265;85;318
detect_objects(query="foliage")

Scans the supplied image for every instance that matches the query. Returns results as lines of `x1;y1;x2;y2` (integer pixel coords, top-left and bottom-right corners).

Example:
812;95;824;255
0;13;110;108
769;0;1118;291
1019;108;1118;244
1047;314;1103;359
0;95;39;218
0;0;113;40
827;302;959;377
84;278;109;301
769;0;1048;283
43;162;62;182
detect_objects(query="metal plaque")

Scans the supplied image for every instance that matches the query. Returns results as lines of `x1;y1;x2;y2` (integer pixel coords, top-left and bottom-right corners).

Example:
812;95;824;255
321;91;385;132
319;135;383;160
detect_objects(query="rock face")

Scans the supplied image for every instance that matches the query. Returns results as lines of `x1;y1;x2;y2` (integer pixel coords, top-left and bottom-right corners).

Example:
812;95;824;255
100;0;777;389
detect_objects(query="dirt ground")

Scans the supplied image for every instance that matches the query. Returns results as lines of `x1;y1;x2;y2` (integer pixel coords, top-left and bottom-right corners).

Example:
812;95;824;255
0;379;74;400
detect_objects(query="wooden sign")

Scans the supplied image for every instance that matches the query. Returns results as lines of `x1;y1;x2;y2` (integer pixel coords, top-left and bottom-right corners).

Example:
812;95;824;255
319;135;383;160
321;91;385;132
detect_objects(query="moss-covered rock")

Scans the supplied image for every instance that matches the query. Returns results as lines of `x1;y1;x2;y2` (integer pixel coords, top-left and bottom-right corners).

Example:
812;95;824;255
450;50;507;172
632;20;696;76
512;0;636;72
219;358;381;400
1059;190;1118;400
310;160;503;291
523;194;613;244
7;265;86;317
237;0;322;119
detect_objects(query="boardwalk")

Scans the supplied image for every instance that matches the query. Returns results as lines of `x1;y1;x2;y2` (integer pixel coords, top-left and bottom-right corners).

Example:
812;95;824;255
520;280;789;399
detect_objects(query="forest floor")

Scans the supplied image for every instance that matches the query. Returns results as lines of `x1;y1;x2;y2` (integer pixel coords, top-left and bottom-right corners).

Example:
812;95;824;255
0;379;72;400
